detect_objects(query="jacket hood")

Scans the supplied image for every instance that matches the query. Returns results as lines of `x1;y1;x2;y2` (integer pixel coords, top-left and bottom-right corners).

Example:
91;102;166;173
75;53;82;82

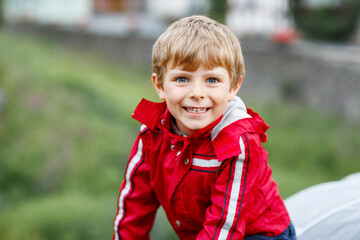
211;96;251;140
211;96;269;161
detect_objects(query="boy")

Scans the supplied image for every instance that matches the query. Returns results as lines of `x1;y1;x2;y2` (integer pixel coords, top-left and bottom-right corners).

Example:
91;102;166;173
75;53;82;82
113;15;296;240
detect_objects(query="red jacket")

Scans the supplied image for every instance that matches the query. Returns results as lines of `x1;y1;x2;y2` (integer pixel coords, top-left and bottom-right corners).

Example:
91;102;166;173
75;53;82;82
113;96;290;240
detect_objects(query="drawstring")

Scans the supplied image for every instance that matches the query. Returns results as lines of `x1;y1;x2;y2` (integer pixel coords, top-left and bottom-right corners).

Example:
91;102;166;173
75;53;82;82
182;138;193;163
169;137;193;164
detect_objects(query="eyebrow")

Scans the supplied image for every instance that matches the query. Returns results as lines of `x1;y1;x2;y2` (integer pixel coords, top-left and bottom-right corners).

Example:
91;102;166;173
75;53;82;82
170;69;189;74
170;68;226;76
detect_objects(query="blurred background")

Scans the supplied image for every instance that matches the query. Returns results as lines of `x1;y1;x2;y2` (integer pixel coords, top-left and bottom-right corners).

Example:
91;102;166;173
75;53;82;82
0;0;359;239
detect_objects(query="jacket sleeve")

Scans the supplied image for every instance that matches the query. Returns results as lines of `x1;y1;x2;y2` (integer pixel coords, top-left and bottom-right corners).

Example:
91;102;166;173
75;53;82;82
197;133;267;240
113;126;160;240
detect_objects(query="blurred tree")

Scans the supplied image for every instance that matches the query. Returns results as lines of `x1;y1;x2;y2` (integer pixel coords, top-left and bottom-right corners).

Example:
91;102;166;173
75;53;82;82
209;0;227;24
0;0;3;26
291;0;360;41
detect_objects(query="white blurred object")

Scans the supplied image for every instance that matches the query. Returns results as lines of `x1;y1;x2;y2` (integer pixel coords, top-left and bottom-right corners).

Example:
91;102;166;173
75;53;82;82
4;0;92;27
285;173;360;240
145;0;208;20
226;0;291;38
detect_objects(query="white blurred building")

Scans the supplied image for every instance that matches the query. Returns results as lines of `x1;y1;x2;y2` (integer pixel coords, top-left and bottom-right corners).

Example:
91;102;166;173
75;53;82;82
2;0;211;38
3;0;93;27
145;0;208;21
2;0;209;27
226;0;291;38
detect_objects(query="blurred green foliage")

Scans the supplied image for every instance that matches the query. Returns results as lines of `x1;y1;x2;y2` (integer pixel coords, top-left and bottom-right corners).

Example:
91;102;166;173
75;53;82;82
209;0;227;23
292;0;360;41
0;0;3;26
0;193;114;240
0;30;359;239
0;30;158;239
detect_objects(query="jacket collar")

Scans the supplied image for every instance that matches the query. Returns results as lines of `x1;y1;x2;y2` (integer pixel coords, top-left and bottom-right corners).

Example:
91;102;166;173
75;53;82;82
132;97;269;161
132;98;167;130
132;98;221;141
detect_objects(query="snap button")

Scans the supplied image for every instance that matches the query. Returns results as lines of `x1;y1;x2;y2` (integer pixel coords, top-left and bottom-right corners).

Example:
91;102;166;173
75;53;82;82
175;220;181;227
176;151;181;156
161;119;165;124
171;145;175;150
184;159;189;165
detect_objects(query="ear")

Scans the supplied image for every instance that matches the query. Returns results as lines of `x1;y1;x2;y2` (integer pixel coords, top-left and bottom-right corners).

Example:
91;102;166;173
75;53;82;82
228;78;242;101
152;73;165;100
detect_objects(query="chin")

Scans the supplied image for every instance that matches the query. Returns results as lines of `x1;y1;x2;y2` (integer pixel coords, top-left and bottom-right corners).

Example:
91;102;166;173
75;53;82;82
186;124;208;133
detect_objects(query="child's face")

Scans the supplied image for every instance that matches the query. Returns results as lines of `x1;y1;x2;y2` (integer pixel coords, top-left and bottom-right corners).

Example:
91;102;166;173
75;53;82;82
153;65;241;136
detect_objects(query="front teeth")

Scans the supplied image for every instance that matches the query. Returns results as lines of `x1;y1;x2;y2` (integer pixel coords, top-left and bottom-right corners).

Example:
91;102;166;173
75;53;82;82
186;107;207;113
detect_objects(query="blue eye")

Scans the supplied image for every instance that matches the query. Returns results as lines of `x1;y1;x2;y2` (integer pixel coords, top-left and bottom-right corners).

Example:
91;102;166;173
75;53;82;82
207;78;218;84
176;77;188;83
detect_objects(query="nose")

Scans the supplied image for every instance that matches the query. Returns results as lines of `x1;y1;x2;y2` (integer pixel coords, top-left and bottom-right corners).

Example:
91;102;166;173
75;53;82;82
189;81;205;100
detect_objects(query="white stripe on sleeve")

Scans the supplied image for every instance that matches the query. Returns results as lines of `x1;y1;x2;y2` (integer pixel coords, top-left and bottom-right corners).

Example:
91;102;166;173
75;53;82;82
192;158;221;167
140;124;147;132
113;138;143;240
218;137;246;239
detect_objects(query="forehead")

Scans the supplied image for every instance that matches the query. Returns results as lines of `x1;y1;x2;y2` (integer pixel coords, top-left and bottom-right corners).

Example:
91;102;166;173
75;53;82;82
165;65;230;78
167;53;230;73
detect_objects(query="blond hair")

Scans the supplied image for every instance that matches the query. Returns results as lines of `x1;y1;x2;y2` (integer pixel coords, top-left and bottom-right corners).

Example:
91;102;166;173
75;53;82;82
152;15;245;89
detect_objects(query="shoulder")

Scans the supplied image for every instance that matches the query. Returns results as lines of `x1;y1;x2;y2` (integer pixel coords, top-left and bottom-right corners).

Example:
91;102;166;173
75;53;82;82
211;123;267;163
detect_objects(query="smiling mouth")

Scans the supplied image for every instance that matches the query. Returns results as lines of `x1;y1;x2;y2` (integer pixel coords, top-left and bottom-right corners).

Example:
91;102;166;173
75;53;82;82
184;107;209;113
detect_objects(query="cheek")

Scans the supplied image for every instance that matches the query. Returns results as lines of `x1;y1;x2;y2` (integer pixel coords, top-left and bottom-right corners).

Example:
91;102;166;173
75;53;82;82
212;89;231;103
165;87;184;101
213;95;231;113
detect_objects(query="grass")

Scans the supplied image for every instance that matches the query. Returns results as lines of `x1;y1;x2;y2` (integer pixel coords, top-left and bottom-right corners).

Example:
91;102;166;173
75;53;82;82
0;29;359;240
255;102;360;197
0;30;157;240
